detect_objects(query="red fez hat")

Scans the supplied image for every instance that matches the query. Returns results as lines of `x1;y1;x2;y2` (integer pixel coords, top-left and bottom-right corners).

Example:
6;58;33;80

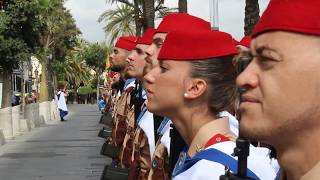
232;38;240;46
238;36;251;48
115;36;137;51
137;28;156;45
158;30;237;61
156;13;211;33
253;0;320;37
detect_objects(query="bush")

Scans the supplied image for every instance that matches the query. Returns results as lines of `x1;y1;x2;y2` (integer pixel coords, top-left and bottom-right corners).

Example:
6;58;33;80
77;86;93;95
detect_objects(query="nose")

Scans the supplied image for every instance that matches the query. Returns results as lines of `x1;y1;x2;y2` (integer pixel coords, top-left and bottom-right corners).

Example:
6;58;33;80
145;44;155;59
143;67;157;86
126;53;133;63
109;52;114;62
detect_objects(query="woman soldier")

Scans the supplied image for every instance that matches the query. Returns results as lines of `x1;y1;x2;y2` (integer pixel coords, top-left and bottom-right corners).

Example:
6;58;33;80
144;30;277;179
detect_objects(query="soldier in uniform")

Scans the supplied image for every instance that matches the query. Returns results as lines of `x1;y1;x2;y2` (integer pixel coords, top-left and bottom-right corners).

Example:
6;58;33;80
236;0;320;179
142;13;212;180
118;29;157;178
105;36;137;168
144;30;277;179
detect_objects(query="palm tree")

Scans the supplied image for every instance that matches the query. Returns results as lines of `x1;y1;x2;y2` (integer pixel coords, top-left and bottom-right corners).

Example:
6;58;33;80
244;0;260;36
53;50;93;103
178;0;187;13
99;0;177;44
98;4;136;44
143;0;155;29
36;0;80;102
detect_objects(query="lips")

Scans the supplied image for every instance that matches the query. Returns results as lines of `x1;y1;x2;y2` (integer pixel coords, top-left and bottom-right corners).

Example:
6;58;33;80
240;95;260;103
146;88;153;94
146;88;153;97
127;65;133;70
127;63;135;69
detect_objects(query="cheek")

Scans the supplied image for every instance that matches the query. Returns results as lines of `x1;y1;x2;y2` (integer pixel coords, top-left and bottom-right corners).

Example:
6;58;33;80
261;70;319;123
156;76;184;100
137;59;146;69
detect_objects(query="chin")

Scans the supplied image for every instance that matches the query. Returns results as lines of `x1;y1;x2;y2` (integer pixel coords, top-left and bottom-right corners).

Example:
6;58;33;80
127;72;135;77
146;103;165;117
240;121;271;143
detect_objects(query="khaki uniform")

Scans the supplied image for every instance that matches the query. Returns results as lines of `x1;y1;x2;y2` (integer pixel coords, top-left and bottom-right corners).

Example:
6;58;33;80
119;106;136;168
129;127;152;180
147;138;170;180
147;119;171;180
111;86;134;146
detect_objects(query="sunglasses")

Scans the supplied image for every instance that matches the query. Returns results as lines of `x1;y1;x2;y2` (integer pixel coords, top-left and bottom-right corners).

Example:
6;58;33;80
235;54;253;75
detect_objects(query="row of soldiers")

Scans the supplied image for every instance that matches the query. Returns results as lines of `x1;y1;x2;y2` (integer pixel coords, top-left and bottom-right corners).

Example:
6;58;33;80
98;0;320;179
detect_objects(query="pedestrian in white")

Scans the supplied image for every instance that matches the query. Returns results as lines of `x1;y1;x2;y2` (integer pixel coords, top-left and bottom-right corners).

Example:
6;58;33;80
56;85;68;121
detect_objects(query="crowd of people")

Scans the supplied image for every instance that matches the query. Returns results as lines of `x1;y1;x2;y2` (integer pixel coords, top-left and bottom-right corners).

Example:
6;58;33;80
98;0;320;179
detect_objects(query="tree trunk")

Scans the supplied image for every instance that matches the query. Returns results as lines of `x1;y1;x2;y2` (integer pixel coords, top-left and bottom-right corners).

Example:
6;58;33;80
52;74;58;93
244;0;260;36
73;84;77;104
178;0;188;13
39;60;49;102
143;0;155;30
47;61;54;101
1;70;12;108
134;0;142;35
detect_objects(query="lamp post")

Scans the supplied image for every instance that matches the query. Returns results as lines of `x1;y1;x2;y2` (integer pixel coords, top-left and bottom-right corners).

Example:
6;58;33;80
209;0;219;30
34;69;39;94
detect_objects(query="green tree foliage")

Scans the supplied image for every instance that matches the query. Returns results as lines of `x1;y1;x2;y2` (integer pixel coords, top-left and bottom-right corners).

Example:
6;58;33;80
0;0;43;108
36;0;81;101
82;43;109;73
0;0;42;70
77;86;94;96
81;43;109;102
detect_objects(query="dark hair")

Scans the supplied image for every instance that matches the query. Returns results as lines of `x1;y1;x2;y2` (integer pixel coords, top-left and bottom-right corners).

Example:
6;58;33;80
188;55;237;115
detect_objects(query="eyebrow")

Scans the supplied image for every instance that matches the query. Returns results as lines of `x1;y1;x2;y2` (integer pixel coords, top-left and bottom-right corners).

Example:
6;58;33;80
255;45;277;55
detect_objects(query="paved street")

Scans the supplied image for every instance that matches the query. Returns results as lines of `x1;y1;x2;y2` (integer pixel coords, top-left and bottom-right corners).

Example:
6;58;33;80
0;104;109;180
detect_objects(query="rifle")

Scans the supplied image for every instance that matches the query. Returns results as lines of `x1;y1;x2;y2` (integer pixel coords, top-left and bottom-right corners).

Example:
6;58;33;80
220;55;256;180
219;137;255;180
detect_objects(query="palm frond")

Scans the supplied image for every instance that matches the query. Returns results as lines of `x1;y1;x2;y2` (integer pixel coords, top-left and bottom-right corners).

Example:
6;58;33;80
106;0;135;9
99;4;136;45
156;7;178;18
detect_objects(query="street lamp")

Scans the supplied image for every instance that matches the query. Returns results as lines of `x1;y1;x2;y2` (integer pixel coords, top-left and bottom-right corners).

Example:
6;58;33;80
209;0;219;30
34;69;39;93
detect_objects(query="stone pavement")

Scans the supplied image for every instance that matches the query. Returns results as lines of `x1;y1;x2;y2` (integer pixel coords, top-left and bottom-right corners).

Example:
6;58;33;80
0;104;109;180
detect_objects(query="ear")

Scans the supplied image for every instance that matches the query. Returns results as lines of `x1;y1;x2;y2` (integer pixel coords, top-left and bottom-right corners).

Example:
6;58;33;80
184;78;208;99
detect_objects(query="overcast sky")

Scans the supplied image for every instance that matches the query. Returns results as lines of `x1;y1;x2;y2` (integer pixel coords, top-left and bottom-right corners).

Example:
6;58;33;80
64;0;270;43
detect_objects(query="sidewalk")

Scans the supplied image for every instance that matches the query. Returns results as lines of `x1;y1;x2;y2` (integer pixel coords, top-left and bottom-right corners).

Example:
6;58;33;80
0;104;109;180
